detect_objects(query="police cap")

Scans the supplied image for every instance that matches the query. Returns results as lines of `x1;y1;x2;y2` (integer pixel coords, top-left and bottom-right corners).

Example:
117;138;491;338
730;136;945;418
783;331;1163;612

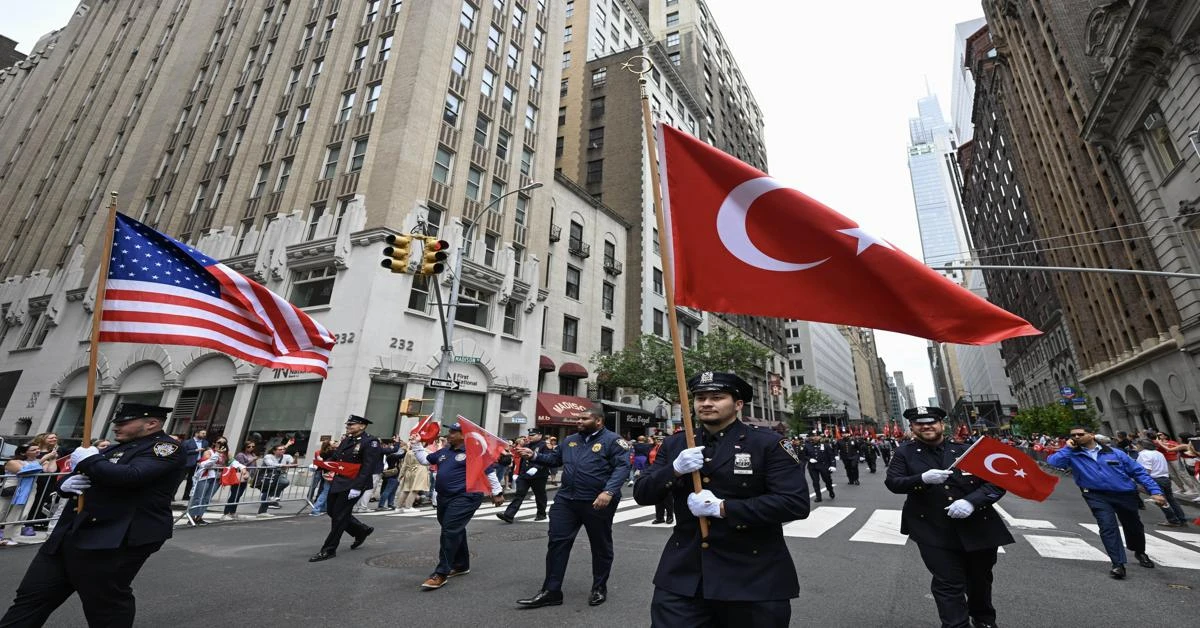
687;371;753;403
112;403;173;423
346;414;372;425
447;422;462;432
903;406;947;424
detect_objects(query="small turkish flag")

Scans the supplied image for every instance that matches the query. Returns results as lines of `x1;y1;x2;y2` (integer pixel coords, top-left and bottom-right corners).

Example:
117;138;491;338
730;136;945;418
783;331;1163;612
456;416;509;494
409;414;440;445
658;124;1040;345
953;436;1058;501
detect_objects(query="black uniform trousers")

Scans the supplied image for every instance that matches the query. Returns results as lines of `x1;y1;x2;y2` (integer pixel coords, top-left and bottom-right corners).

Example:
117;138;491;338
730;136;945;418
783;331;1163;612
916;543;998;628
865;455;878;473
0;540;162;628
650;587;790;628
842;459;860;484
543;497;618;592
435;493;483;575
654;494;674;522
503;474;547;518
807;464;834;497
320;490;370;553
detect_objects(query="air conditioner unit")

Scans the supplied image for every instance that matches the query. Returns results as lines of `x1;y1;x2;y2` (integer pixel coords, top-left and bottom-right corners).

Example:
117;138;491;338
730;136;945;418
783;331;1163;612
621;396;635;404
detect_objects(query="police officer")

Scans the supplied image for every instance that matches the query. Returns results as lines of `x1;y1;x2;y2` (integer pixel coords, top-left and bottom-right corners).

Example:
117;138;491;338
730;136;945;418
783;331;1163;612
0;403;185;628
497;428;549;523
838;433;865;485
885;407;1013;628
309;415;382;562
864;437;881;473
634;372;810;627
879;437;895;466
515;402;630;608
411;422;505;590
802;430;837;502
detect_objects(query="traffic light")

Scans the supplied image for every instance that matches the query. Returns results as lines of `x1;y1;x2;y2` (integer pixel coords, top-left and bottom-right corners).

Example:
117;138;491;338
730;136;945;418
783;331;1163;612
418;238;449;275
381;234;415;273
398;397;425;415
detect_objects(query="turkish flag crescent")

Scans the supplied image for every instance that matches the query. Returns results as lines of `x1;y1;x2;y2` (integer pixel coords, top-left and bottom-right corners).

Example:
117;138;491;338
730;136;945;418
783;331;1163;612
457;416;508;494
952;436;1059;501
657;124;1040;345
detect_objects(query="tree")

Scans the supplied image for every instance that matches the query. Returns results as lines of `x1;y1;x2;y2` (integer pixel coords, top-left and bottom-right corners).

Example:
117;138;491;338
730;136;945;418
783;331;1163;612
1011;402;1097;437
787;385;834;436
593;329;773;405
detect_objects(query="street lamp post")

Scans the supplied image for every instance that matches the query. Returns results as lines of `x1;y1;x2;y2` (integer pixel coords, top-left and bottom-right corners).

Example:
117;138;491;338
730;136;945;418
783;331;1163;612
427;181;543;423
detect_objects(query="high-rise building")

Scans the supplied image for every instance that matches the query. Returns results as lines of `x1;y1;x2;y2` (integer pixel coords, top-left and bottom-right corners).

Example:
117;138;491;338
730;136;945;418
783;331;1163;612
886;373;902;422
950;17;986;143
0;35;25;69
907;94;969;283
0;0;581;443
841;326;887;425
786;321;857;421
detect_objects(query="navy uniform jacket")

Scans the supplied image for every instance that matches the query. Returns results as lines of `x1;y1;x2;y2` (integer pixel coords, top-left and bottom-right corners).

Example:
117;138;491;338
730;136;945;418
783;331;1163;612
531;427;630;500
425;445;499;496
633;420;810;602
521;439;550;479
48;431;185;552
837;438;865;460
327;432;383;493
802;441;838;468
884;439;1014;552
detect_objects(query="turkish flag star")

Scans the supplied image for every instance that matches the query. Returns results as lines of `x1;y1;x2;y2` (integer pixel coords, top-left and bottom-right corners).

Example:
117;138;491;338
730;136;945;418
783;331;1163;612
837;228;895;256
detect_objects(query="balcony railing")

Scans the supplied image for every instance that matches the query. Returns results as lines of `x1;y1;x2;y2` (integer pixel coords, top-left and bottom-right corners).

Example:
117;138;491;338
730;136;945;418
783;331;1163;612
568;239;590;258
549;224;561;242
603;258;623;275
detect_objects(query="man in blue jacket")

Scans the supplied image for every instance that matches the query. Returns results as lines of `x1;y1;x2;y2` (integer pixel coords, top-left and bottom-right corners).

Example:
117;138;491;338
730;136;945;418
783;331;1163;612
1047;424;1167;579
514;402;631;609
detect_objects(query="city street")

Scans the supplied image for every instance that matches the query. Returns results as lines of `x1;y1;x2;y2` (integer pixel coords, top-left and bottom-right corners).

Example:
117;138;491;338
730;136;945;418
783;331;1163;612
1;467;1197;626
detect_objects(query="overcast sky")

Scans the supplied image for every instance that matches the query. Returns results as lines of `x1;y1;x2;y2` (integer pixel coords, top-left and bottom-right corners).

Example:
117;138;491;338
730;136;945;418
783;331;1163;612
7;1;991;404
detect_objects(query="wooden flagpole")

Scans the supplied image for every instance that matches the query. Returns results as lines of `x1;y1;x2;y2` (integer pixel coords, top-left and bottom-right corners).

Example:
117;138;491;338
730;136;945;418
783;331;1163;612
82;193;119;448
626;56;709;539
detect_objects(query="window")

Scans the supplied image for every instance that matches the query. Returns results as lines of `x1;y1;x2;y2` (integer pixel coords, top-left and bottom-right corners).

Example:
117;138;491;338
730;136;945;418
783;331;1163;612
285;67;301;94
364;0;380;23
559;376;578;396
666;31;679;47
586;159;602;184
506;43;520;70
378;35;393;62
603;240;616;265
600;327;614;354
321;146;341;179
503;301;520;335
474;115;491;146
519;148;533;176
466;167;483;200
460;1;477;30
668;52;680;66
652;227;660;254
208;133;226;162
348;138;368;172
16;310;48;349
1144;110;1182;174
455;286;492;327
653;308;664;336
483;233;498;267
557;106;566;126
489;179;506;206
323;15;337;40
514;195;527;225
560;78;568;97
682;324;694;348
338;92;356;122
365;83;381;113
511;4;525;30
451;44;471;76
588;127;604;150
408;275;430;311
601;281;614;313
351;43;368;71
525;104;538;130
487;25;502;52
565;0;574;18
502;83;516;111
496;130;511;160
666;12;679;27
289;266;336;307
275;158;292;192
562;315;578;353
293;105;309;137
569;221;583;248
653;267;663;294
251;166;268;198
306;203;326;240
433;148;454;183
565;265;581;299
564;25;572;43
592;67;607;87
590;96;605;117
306;59;323;87
513;244;524;277
481;68;496;97
444;92;463;126
529;64;541;90
555;136;564;157
301;24;315;49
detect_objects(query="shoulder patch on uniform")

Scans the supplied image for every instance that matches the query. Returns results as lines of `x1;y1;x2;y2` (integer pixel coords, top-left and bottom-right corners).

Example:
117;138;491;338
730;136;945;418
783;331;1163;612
616;438;631;450
371;440;379;447
779;439;800;463
153;442;179;457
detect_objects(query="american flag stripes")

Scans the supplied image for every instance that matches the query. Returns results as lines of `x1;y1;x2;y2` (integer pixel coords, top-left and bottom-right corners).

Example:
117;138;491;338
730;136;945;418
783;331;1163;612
99;213;335;376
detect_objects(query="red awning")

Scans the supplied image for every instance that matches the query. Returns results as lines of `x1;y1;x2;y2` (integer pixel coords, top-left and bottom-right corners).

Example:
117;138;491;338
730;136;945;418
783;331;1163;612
536;392;594;426
539;355;556;372
559;362;589;378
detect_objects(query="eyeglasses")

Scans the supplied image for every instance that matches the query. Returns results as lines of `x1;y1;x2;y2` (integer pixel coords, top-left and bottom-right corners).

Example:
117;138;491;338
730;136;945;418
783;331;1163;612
1069;433;1088;438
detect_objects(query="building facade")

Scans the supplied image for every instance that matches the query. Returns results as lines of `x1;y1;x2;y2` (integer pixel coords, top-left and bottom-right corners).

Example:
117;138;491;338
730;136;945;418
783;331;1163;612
786;320;858;421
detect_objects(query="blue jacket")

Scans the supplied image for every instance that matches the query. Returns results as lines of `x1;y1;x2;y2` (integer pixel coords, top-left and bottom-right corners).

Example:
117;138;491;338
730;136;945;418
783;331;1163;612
1046;444;1162;494
532;427;630;500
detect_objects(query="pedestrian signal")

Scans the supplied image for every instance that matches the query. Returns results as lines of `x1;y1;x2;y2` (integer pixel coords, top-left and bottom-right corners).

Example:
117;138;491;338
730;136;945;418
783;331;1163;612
381;234;415;273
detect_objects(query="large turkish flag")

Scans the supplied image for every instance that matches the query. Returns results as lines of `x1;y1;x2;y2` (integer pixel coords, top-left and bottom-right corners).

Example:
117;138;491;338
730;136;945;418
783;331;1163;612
953;436;1058;501
457;416;509;494
658;124;1040;345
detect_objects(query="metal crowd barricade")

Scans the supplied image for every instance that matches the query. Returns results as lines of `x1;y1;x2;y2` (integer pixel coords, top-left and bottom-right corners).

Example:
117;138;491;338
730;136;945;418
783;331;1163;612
175;464;318;526
0;470;71;545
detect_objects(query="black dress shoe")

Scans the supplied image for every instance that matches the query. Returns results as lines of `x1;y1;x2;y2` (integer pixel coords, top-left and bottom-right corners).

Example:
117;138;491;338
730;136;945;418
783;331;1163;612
1109;564;1126;579
588;587;607;606
828;491;835;499
350;526;374;550
496;513;515;523
650;519;664;524
665;517;673;524
516;589;563;608
972;620;998;628
814;496;822;502
309;551;336;562
1135;552;1155;568
534;514;547;521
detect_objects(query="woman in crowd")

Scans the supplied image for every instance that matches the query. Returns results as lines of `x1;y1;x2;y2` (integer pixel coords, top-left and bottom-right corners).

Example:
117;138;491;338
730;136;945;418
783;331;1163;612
188;438;229;525
221;441;258;521
26;433;62;530
310;439;336;516
544;436;560;485
256;443;294;517
377;440;405;511
0;444;56;546
397;437;431;512
631;435;652;484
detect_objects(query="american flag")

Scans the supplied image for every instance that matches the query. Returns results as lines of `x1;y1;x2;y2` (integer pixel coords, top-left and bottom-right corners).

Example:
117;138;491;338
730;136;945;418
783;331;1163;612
100;213;335;376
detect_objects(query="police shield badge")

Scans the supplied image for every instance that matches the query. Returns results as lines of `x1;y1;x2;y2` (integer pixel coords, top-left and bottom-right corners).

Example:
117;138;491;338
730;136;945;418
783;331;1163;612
152;442;179;458
733;452;753;474
779;439;800;464
591;443;603;453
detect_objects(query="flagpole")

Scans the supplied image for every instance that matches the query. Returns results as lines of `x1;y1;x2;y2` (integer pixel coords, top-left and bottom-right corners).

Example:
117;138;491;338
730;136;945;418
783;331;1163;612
948;434;987;470
79;192;118;512
625;56;708;539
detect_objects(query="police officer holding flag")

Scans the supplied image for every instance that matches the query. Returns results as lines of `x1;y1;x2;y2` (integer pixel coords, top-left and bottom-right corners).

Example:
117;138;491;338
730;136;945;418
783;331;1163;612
309;415;382;562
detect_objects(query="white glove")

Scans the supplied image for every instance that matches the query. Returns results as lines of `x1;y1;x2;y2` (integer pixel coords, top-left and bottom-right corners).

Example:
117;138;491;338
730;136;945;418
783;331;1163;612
858;457;865;462
686;489;724;518
921;469;954;485
525;466;538;476
809;458;818;464
348;489;362;499
673;446;705;475
828;466;836;472
70;446;100;468
946;499;975;519
60;474;92;495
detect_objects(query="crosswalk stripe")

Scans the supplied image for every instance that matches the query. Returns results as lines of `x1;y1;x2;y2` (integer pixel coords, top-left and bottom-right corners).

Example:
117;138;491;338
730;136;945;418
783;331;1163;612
1155;529;1200;550
611;505;660;523
1080;524;1200;569
1022;534;1110;561
848;509;907;545
809;484;838;499
783;507;855;538
992;504;1056;530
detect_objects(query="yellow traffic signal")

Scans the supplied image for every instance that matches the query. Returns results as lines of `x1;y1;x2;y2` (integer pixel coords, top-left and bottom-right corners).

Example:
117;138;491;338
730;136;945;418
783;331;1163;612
381;234;414;273
399;397;425;415
418;238;449;275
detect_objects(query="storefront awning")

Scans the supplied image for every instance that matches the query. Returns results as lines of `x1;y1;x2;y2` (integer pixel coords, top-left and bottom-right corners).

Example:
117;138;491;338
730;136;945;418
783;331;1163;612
559;362;589;378
600;400;654;417
539;355;556;372
536;392;594;426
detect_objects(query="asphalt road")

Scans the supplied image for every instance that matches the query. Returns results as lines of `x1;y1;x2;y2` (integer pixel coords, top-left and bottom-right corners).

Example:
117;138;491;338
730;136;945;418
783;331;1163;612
0;464;1197;627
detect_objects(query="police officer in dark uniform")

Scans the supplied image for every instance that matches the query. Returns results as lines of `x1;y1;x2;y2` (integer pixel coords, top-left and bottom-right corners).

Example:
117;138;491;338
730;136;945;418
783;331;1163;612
0;403;185;628
885;406;1013;628
309;415;382;562
411;422;505;590
838;434;865;485
802;430;837;501
864;437;881;473
634;372;810;627
515;402;631;609
497;428;549;523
